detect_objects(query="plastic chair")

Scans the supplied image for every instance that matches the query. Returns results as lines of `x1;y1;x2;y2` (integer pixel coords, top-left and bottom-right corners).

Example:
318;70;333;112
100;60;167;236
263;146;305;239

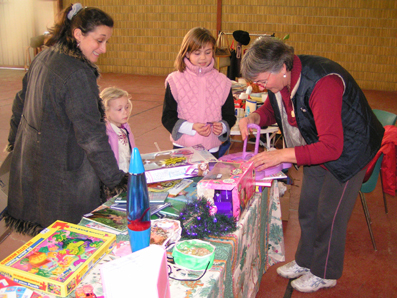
359;154;383;251
359;109;396;250
371;108;397;214
372;109;397;126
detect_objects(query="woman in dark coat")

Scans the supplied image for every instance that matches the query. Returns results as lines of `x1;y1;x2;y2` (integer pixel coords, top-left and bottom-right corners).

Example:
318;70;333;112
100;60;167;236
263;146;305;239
5;3;126;236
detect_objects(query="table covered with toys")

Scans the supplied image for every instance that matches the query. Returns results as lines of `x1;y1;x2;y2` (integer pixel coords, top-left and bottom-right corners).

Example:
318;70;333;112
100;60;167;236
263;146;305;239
0;145;285;298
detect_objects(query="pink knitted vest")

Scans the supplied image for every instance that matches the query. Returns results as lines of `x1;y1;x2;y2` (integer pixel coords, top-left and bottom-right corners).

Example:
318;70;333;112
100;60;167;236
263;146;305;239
165;58;231;150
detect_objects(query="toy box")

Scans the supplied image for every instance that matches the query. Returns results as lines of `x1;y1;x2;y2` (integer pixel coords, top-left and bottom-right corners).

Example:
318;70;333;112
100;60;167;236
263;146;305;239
197;161;255;220
141;144;217;183
0;220;116;297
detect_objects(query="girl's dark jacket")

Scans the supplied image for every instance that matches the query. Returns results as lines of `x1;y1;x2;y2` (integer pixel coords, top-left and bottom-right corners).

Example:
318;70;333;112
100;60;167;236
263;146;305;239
5;44;126;236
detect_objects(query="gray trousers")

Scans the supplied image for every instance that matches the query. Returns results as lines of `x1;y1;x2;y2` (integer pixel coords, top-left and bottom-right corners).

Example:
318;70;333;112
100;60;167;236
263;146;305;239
295;165;366;279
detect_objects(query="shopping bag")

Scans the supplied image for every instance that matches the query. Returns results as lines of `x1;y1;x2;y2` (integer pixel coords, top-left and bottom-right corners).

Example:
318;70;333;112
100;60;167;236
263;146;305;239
215;32;231;57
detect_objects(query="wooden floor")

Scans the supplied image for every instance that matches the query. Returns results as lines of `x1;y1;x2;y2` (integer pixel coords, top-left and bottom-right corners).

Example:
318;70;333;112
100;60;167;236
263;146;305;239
0;69;396;297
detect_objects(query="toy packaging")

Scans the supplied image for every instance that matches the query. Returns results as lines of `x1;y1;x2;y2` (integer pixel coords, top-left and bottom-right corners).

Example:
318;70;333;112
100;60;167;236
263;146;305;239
0;220;116;297
141;144;217;183
220;123;291;181
197;161;255;220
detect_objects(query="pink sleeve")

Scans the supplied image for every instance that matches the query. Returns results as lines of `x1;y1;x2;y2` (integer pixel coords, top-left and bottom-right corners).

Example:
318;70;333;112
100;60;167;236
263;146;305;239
106;122;119;165
295;75;344;166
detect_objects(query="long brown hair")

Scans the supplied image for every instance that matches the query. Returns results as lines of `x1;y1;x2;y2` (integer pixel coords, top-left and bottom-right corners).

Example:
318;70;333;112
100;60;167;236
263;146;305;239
174;27;216;72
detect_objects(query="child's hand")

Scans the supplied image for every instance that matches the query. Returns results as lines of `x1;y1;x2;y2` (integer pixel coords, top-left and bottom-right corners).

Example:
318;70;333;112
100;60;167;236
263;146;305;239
193;123;211;137
212;122;223;135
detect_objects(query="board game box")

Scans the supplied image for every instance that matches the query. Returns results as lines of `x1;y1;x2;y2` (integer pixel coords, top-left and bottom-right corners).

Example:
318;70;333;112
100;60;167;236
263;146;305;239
141;144;217;183
0;220;116;297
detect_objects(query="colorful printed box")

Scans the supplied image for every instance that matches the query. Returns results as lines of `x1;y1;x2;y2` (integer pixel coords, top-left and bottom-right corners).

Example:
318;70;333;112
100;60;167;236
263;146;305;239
197;161;255;220
142;144;217;183
0;220;116;297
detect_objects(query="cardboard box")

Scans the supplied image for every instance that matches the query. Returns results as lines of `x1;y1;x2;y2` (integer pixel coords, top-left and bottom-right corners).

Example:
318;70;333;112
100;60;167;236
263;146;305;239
141;145;217;183
197;161;255;220
0;220;116;297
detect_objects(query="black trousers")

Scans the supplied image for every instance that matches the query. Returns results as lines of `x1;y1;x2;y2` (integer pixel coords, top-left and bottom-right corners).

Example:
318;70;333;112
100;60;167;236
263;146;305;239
295;165;366;279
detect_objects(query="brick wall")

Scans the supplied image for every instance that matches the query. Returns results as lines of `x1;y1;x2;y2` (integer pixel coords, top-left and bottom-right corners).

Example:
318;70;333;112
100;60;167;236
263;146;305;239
63;0;397;91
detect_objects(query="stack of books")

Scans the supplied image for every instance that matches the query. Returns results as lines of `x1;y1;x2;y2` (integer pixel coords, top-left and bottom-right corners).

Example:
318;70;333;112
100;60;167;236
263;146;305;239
110;193;172;217
110;177;200;219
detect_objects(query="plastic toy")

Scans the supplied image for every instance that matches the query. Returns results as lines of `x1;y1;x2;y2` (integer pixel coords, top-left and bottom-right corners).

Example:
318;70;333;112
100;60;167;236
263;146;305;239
75;285;96;297
219;123;291;179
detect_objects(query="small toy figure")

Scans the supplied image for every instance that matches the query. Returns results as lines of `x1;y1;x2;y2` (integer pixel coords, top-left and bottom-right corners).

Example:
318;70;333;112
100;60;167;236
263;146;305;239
75;285;96;298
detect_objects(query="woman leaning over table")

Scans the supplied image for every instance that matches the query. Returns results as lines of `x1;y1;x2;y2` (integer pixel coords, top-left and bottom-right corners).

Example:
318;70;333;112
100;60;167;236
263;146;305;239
238;37;384;293
4;3;127;236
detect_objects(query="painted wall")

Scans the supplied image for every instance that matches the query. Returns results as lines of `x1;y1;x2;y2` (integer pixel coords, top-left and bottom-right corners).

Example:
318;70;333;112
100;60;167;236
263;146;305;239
0;0;54;68
3;0;397;91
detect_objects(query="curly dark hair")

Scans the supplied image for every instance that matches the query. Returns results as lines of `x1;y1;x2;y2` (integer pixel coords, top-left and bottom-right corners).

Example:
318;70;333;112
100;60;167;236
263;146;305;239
45;4;113;51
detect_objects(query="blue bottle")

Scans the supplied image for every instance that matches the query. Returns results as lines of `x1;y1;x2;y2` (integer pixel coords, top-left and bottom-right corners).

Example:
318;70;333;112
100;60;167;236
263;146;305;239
127;148;151;252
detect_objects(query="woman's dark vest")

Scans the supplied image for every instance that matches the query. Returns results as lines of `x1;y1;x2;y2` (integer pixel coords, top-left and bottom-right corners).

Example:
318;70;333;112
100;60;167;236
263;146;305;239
269;55;384;182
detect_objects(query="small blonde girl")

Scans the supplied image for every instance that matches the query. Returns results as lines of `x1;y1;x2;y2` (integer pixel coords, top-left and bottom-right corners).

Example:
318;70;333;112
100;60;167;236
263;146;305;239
101;87;135;173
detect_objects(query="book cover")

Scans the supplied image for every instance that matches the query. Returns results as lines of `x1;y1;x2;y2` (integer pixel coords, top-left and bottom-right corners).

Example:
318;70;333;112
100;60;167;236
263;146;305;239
141;145;217;183
114;191;169;204
163;177;200;203
110;202;171;217
149;192;169;204
167;179;193;197
147;179;182;192
156;176;204;218
158;199;189;218
83;206;127;233
0;221;116;297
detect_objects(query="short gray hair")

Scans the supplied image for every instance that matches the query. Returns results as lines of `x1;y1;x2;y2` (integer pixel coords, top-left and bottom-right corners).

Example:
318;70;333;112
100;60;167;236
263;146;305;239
241;37;294;82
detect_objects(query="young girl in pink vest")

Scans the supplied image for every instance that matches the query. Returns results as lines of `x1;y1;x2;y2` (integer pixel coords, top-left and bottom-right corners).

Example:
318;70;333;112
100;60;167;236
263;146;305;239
162;27;236;158
101;87;135;172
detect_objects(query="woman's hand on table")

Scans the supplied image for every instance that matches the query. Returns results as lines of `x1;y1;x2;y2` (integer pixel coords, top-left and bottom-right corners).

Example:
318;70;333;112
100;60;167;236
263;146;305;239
249;148;297;171
193;122;211;137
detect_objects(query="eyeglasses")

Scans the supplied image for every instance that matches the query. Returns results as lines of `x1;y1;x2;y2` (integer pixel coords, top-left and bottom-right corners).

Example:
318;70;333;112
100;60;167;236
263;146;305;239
254;72;272;90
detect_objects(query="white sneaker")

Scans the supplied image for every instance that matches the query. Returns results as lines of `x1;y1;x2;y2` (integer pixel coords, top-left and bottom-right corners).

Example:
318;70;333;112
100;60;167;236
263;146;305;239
291;272;337;293
276;260;310;279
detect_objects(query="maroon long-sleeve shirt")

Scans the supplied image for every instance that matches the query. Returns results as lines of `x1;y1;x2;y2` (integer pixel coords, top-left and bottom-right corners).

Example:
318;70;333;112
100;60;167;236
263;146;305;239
255;56;345;166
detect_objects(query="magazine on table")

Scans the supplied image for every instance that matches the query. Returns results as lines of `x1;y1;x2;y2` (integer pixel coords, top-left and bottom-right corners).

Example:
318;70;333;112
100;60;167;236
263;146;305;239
110;201;172;217
83;205;128;233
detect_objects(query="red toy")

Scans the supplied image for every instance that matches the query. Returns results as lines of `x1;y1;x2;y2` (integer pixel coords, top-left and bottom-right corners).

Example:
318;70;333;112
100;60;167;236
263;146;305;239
75;285;96;298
